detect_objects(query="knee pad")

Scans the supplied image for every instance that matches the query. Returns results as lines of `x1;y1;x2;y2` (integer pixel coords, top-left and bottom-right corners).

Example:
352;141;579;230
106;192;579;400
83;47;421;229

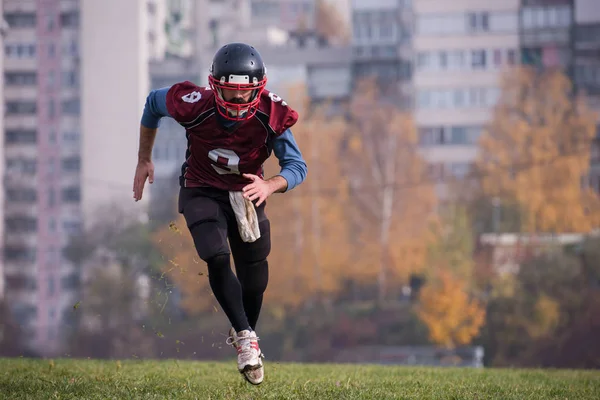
189;222;230;262
206;253;231;271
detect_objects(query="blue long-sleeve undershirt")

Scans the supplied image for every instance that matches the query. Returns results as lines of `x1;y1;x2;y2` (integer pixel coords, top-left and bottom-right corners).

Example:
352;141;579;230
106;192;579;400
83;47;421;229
141;87;307;191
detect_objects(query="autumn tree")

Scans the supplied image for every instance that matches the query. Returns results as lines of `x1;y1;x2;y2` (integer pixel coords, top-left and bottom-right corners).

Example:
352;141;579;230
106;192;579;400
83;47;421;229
261;84;353;309
63;205;163;358
416;269;486;349
343;78;438;302
416;204;486;349
476;66;600;233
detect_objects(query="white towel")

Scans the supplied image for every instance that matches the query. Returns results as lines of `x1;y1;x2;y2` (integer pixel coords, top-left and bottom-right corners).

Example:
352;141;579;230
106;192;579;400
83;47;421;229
229;191;261;243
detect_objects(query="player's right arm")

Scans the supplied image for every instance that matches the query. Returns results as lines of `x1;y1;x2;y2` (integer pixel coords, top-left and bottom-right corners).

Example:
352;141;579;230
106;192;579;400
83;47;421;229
134;81;208;201
133;87;172;201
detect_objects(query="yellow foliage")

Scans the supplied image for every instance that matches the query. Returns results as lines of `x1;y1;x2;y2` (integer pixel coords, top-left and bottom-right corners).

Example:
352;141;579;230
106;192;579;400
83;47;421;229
343;78;439;298
262;84;353;308
476;66;600;233
417;269;486;349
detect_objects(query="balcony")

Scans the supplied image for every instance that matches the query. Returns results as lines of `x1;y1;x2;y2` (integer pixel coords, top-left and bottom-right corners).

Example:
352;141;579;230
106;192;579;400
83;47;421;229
575;23;600;51
3;86;38;100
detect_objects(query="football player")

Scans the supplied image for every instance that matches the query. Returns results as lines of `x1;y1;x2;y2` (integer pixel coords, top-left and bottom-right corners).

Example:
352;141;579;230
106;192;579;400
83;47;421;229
132;42;307;385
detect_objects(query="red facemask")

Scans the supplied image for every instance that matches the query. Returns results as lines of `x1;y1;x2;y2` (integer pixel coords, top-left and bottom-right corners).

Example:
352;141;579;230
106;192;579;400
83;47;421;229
208;74;267;121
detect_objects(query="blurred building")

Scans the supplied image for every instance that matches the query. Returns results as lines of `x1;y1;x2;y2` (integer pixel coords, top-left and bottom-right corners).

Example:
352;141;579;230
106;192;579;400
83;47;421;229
573;0;600;193
350;0;413;107
520;0;600;194
249;0;317;31
2;0;82;355
1;0;160;356
259;35;352;106
413;0;521;199
519;0;573;71
0;2;6;300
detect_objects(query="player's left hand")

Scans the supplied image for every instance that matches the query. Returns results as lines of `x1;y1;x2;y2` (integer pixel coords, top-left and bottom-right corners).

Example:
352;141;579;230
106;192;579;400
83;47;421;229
242;174;274;207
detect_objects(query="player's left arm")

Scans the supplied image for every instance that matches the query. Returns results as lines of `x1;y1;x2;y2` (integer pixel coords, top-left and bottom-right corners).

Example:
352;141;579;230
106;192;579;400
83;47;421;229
242;128;307;205
270;128;307;192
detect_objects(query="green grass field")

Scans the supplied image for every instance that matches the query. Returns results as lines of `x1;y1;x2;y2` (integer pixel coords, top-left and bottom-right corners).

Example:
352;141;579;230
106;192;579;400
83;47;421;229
0;358;598;399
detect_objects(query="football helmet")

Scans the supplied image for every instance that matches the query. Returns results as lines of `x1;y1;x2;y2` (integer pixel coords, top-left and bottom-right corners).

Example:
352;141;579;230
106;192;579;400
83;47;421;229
208;42;268;121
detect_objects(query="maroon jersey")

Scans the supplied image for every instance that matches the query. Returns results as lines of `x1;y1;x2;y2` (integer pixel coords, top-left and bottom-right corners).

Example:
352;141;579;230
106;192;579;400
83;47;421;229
165;81;299;191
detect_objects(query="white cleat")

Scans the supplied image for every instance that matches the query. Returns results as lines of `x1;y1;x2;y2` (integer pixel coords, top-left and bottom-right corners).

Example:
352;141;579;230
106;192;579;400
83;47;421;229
227;327;264;385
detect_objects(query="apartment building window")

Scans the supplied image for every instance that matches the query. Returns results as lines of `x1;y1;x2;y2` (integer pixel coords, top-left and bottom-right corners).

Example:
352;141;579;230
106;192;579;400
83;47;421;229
46;15;55;31
450;163;472;179
48;188;55;207
471;49;487;69
63;40;79;57
5;43;36;58
417;48;516;72
5;130;37;144
4;245;36;262
417;52;431;69
417;88;500;109
575;64;600;86
250;1;279;19
61;273;80;290
62;70;79;88
419;126;482;146
5;216;37;233
62;131;80;144
63;221;82;235
507;49;517;65
591;140;600;164
418;11;517;36
62;186;81;203
452;126;482;144
521;6;571;29
48;277;55;296
6;101;37;115
4;12;36;28
48;70;55;88
467;12;489;32
522;47;543;66
60;11;79;28
5;71;37;85
48;99;55;118
47;158;55;176
62;156;81;173
6;158;36;174
49;218;56;232
576;24;600;43
379;21;396;40
62;98;80;115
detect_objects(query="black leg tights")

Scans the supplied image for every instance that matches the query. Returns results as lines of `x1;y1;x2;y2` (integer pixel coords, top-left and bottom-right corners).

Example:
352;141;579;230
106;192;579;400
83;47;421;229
205;254;251;333
234;260;269;331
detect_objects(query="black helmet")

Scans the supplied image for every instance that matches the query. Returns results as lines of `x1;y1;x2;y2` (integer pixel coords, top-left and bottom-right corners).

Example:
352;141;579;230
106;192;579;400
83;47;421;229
208;42;268;121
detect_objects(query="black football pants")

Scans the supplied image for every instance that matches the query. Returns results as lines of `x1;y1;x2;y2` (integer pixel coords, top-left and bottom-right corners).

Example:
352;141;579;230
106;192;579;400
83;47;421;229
178;186;271;332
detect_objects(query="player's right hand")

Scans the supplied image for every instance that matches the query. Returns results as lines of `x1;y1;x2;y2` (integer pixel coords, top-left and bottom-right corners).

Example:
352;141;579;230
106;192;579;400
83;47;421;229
133;160;154;201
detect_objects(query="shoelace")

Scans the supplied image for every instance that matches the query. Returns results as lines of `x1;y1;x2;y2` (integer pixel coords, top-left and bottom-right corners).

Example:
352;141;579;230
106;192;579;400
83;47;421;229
226;333;260;348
